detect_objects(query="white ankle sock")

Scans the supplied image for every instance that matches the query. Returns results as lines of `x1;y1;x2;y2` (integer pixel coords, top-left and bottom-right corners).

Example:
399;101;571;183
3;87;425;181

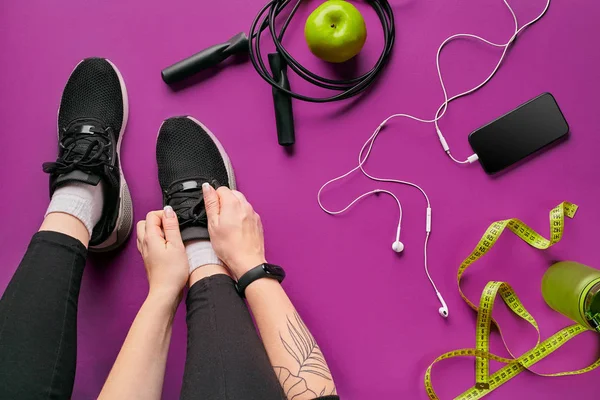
46;181;104;238
186;240;222;274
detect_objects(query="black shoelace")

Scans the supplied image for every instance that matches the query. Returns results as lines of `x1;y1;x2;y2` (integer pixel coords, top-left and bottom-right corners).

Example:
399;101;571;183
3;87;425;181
166;179;221;227
43;121;117;186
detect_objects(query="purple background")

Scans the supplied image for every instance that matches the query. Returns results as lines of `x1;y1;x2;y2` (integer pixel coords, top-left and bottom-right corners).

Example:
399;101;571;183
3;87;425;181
1;0;599;398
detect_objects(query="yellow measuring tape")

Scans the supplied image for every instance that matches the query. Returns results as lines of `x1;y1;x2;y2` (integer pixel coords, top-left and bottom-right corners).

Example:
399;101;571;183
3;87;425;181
424;202;600;399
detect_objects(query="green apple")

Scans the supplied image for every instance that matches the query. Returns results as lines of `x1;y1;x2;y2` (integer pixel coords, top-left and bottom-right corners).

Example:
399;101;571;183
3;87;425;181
304;0;367;63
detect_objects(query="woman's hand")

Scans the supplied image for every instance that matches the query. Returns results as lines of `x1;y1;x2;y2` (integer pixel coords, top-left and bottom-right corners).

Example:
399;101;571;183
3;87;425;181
202;184;266;280
136;207;189;303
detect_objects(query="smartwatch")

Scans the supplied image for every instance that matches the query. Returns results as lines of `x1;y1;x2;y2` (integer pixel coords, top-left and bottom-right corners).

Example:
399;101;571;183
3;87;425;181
235;263;286;297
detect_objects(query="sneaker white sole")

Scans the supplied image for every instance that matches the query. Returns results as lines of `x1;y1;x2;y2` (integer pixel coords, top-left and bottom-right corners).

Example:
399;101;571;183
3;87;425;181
58;59;134;252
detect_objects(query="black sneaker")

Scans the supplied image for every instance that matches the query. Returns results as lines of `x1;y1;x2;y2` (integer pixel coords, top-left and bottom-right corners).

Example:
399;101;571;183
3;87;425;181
156;116;236;242
43;58;133;251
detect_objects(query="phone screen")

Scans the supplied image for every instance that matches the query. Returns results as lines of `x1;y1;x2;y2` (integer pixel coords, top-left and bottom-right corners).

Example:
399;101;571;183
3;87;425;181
468;93;569;174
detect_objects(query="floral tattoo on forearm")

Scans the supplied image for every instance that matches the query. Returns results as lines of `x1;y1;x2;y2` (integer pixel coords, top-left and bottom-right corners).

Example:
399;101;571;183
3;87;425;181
273;312;336;399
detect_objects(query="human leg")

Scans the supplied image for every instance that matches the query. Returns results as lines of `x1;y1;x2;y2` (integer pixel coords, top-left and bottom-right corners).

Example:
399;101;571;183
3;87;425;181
155;117;285;399
0;57;132;399
0;217;88;399
181;271;285;400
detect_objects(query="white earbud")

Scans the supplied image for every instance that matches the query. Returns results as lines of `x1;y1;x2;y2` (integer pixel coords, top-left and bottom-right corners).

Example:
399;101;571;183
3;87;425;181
392;241;404;253
437;291;449;318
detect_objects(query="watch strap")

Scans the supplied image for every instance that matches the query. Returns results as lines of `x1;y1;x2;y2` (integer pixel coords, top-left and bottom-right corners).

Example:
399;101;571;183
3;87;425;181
236;263;285;298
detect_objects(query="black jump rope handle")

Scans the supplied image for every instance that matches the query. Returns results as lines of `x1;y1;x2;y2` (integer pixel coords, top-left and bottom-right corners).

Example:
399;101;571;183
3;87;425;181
161;32;295;147
268;53;295;146
161;32;249;84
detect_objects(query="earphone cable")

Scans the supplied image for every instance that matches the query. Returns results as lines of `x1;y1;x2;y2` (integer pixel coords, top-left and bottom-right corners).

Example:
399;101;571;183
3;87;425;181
317;0;552;316
371;0;550;163
423;232;437;292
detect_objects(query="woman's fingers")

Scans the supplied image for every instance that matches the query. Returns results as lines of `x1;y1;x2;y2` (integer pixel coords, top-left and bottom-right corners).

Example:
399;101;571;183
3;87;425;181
161;206;183;246
145;211;165;240
217;186;239;209
136;221;146;252
203;183;221;222
231;190;247;202
232;190;254;214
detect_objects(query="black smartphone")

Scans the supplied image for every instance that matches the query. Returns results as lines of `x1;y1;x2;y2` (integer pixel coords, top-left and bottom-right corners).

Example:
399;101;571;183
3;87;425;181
468;93;569;174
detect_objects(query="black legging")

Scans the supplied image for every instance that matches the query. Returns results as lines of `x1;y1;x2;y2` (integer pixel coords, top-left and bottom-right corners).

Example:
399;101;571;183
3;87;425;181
0;231;335;400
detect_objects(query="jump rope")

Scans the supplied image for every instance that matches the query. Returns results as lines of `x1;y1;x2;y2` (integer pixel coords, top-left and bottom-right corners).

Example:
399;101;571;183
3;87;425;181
317;0;552;318
248;0;395;102
161;0;395;145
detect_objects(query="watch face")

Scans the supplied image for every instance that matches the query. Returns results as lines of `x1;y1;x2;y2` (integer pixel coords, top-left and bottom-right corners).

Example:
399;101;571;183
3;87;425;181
263;263;285;280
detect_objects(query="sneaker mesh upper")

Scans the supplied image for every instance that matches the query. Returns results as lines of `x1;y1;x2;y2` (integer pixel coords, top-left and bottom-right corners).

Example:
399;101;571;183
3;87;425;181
48;58;127;247
58;58;124;136
156;117;230;191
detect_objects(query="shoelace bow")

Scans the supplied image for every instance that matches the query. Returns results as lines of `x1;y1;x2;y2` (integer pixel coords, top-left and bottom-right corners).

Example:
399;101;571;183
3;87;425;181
166;179;221;226
43;123;117;186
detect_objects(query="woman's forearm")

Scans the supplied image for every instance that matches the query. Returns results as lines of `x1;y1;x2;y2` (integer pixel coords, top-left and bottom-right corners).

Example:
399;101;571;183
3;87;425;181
245;279;337;399
98;293;177;400
199;185;337;397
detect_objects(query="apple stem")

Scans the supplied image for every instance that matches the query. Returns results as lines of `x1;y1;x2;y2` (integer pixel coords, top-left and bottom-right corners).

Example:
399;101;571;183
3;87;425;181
331;24;335;28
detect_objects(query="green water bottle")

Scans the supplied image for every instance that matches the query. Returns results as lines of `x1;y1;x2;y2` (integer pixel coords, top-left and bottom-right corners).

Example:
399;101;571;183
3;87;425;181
541;261;600;331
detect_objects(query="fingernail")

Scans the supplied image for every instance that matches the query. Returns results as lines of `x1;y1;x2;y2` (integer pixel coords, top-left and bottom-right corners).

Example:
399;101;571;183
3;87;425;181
202;182;210;193
164;205;175;218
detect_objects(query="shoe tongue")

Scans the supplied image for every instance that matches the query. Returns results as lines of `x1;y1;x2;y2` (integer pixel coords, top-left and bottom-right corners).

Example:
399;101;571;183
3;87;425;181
167;180;210;240
53;170;102;190
178;193;211;243
181;226;210;242
178;190;204;215
67;122;109;158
